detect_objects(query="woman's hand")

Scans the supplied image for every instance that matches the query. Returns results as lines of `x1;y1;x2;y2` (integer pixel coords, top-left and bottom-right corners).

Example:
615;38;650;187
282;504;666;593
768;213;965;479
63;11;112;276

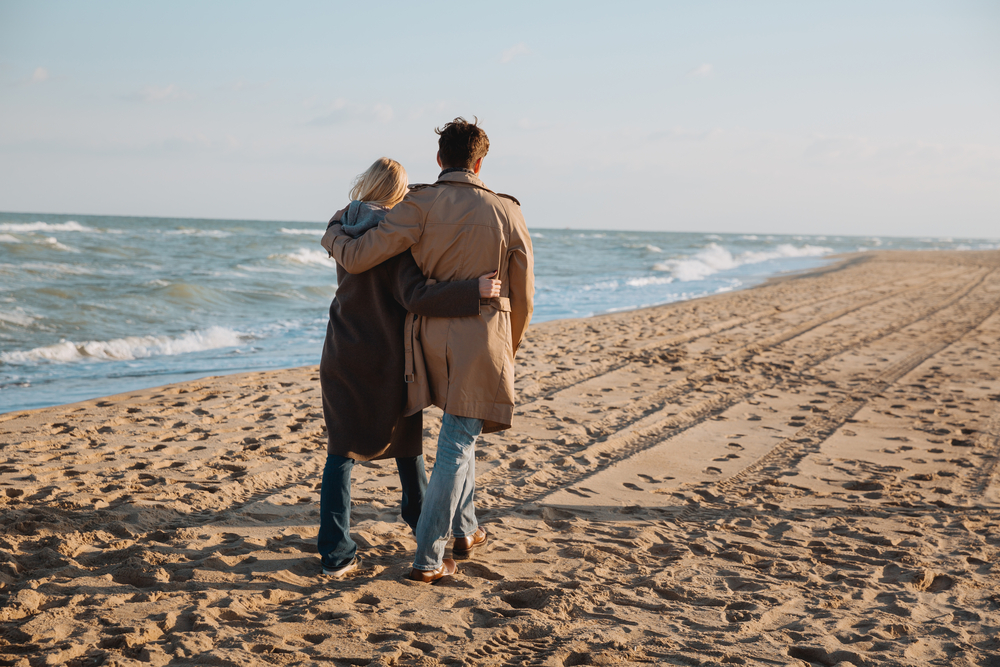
478;271;501;298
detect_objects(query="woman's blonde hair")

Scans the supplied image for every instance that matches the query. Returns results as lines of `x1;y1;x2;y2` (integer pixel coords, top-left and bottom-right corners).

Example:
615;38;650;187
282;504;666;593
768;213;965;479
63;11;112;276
349;157;408;207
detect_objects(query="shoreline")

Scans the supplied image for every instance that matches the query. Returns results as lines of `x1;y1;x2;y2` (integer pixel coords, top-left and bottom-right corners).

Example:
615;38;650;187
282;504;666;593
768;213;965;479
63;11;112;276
2;249;999;665
0;250;864;418
1;254;839;419
1;251;848;418
4;218;998;417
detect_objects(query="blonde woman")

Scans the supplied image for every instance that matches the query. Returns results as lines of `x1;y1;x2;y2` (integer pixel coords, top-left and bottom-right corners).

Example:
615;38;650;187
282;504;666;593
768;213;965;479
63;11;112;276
317;158;500;577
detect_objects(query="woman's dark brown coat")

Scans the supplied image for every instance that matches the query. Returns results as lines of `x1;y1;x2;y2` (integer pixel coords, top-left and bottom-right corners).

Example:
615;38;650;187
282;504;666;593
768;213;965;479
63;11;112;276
320;249;480;461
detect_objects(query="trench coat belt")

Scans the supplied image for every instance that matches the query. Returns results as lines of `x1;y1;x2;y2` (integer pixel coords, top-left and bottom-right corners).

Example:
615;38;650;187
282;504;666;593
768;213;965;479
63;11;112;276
483;296;511;312
402;297;511;384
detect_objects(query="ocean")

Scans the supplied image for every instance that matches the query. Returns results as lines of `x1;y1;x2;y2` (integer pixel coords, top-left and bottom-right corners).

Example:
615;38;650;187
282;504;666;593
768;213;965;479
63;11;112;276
1;211;996;415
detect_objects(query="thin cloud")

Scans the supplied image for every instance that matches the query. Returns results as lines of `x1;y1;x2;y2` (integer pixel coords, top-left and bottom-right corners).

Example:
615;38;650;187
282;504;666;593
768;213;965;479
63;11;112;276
306;98;350;124
799;134;981;169
12;66;61;86
688;63;713;78
648;126;724;143
501;42;530;64
225;79;271;93
154;131;244;155
133;84;193;103
405;100;450;121
306;99;393;126
372;103;393;123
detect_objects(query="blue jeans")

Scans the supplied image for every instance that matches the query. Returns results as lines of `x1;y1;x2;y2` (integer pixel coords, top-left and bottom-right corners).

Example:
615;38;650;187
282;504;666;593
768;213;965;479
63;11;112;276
412;414;484;570
317;454;427;570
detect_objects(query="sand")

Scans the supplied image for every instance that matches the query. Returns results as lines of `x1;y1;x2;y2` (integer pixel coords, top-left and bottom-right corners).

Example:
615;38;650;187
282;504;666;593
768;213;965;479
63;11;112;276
2;250;999;667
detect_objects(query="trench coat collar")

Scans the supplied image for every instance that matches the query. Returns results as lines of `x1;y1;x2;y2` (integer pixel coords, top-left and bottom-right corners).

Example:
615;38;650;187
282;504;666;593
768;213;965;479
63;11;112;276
436;169;488;189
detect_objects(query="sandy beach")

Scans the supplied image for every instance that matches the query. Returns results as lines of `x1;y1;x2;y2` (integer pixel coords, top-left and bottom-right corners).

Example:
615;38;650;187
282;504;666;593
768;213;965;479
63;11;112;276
2;249;999;666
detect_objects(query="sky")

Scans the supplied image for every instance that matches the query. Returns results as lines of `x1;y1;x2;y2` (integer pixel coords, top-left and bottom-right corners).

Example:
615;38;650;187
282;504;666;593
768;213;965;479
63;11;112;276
1;1;998;237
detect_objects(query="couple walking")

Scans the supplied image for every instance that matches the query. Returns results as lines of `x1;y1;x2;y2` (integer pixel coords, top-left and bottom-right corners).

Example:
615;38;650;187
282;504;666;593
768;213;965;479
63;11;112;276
317;118;534;583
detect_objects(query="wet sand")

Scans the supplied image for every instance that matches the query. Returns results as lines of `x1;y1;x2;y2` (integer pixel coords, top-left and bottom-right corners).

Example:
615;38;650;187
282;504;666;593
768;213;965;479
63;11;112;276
2;250;999;666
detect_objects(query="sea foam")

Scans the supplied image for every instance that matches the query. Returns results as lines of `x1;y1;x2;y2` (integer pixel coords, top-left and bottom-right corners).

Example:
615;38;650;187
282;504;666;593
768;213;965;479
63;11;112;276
42;237;78;252
654;243;833;282
0;326;245;365
626;275;674;287
0;309;39;327
164;229;231;238
625;243;663;253
0;221;95;233
277;248;336;267
280;228;325;236
5;262;94;275
656;243;740;281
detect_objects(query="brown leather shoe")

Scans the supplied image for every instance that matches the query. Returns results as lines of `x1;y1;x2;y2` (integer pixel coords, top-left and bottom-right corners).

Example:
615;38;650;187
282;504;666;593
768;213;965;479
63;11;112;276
408;558;457;583
453;527;488;559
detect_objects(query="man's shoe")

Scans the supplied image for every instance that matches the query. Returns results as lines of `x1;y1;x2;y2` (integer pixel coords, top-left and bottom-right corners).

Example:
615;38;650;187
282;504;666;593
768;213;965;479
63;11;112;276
453;527;488;559
322;556;359;578
408;558;457;583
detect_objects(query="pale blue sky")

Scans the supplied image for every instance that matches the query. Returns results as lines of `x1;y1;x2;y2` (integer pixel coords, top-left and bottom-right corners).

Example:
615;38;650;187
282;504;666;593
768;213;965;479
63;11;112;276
1;1;998;236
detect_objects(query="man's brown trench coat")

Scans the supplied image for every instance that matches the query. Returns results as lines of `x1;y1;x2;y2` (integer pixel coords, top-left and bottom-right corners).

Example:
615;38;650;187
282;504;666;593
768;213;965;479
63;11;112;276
322;170;534;434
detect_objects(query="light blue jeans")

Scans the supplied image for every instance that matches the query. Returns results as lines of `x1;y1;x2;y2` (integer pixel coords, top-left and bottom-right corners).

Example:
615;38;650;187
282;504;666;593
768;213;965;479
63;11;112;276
412;413;484;570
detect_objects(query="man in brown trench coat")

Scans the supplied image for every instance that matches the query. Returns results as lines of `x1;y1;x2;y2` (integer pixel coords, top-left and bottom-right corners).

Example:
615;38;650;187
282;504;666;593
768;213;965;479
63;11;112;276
322;118;534;582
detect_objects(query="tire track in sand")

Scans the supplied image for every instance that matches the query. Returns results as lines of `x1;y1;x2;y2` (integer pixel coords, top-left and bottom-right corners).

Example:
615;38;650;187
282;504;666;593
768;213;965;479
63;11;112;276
542;267;986;447
483;268;995;511
712;271;1000;499
515;265;955;403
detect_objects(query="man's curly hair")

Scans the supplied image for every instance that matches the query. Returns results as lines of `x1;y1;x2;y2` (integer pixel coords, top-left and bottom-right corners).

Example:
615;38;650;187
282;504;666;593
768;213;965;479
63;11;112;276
436;117;490;170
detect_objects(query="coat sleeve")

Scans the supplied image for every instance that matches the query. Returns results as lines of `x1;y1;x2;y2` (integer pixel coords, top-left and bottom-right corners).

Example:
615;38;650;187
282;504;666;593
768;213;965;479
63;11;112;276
388;251;481;318
321;197;424;274
506;207;535;356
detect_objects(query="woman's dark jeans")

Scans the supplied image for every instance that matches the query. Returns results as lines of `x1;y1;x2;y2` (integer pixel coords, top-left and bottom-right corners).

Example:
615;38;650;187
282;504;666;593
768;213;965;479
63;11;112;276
317;454;427;570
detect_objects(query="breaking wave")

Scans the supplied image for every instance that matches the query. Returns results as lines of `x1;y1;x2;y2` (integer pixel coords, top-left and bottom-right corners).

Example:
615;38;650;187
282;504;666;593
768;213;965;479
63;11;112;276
625;243;663;253
41;237;78;252
654;243;833;282
164;229;231;238
275;248;336;267
0;309;39;328
0;326;246;365
626;275;674;287
0;221;95;233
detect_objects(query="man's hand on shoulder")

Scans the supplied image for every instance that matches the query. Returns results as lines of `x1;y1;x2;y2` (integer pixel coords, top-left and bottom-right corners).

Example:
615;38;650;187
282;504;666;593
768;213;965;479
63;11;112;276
327;206;348;229
321;222;347;257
